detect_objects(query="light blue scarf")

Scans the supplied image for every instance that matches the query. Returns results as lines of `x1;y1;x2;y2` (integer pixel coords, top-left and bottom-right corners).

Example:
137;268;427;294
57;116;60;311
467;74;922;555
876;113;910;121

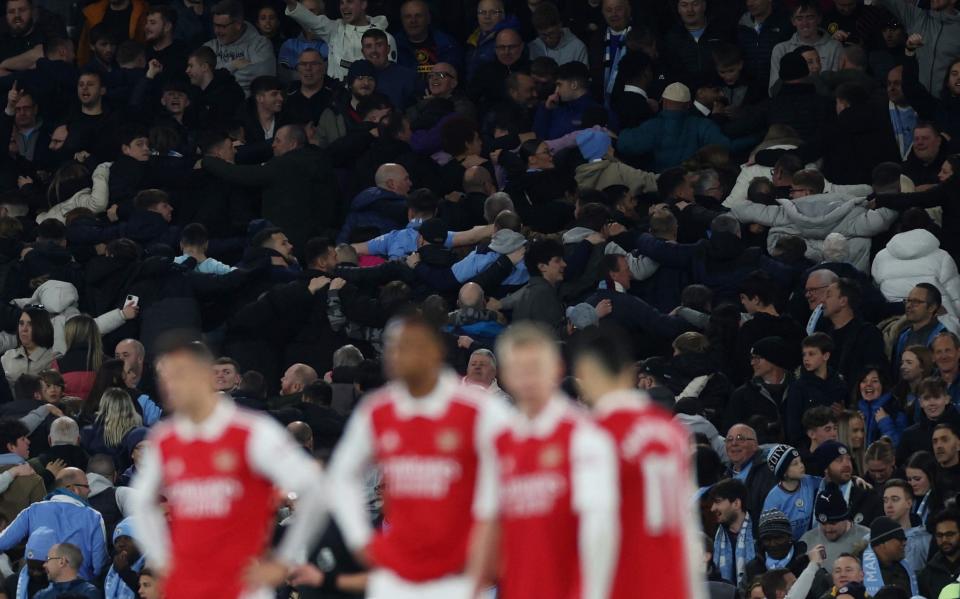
765;546;795;571
862;545;919;596
104;556;145;599
105;517;144;599
714;512;755;585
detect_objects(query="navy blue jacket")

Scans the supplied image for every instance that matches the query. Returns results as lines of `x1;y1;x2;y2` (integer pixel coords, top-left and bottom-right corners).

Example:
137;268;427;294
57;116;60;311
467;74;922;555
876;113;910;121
337;187;408;244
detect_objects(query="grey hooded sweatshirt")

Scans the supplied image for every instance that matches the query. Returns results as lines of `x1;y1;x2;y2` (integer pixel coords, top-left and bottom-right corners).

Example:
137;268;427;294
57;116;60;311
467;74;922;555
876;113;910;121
203;22;276;95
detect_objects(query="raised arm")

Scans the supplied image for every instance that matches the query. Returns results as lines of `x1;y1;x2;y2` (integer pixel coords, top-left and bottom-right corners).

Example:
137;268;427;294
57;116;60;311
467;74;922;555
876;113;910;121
283;0;335;40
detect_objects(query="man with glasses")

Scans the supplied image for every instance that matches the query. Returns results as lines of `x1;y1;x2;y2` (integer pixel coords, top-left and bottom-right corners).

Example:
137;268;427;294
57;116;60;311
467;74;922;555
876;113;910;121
284;48;335;124
918;509;960;599
802;268;838;334
395;0;462;81
724;423;776;523
468;28;528;111
528;2;588;66
277;0;327;74
36;543;99;599
892;283;946;369
0;467;108;582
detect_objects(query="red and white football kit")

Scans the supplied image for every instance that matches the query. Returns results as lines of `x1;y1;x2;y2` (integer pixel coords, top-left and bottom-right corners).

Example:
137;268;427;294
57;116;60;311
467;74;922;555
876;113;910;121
327;373;511;599
132;398;327;599
479;395;619;599
595;390;705;599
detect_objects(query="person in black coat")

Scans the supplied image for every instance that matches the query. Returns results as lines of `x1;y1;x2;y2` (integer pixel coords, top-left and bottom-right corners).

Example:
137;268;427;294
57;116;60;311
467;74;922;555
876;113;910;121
822;82;900;185
186;47;244;129
270;380;345;456
766;51;831;153
723;336;796;437
785;333;849;447
898;377;960;466
501;138;576;233
225;238;349;394
734;271;804;384
662;1;735;89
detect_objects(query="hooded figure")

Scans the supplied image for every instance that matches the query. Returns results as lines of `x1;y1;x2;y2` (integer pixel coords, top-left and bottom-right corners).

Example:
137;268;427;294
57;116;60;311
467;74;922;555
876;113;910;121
16;526;57;599
12;280;126;355
104;517;145;599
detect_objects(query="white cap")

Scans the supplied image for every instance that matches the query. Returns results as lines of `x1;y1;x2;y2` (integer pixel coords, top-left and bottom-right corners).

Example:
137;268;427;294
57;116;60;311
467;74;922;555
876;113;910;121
662;82;691;103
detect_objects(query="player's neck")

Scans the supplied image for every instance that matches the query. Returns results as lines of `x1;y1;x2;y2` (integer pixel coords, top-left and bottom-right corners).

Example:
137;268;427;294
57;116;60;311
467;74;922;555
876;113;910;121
405;371;440;398
184;393;219;423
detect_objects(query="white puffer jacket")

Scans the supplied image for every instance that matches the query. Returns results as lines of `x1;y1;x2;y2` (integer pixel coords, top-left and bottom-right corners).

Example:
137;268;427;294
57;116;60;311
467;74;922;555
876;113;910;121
11;280;126;355
872;228;960;319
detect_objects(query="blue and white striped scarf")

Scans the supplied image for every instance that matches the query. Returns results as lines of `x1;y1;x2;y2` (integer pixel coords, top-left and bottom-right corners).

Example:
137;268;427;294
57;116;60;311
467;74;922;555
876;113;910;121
714;512;755;586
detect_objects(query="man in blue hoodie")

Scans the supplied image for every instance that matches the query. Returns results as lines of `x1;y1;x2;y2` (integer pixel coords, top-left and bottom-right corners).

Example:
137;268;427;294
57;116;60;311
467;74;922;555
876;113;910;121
533;61;598;140
0;467;108;582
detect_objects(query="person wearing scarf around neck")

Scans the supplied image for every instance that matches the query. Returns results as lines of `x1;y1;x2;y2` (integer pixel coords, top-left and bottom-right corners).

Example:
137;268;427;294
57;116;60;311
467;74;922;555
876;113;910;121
710;478;756;586
861;516;919;595
104;517;146;599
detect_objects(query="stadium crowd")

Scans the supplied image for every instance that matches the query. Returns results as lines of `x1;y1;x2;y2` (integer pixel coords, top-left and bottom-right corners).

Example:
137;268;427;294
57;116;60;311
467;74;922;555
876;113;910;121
0;0;953;595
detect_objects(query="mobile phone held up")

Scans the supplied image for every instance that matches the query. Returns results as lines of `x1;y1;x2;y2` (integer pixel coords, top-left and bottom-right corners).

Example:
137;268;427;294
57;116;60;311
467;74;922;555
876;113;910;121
124;295;139;308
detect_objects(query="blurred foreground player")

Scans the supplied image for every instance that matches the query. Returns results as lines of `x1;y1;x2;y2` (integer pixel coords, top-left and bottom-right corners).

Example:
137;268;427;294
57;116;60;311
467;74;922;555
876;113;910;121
131;339;327;598
573;330;705;599
327;315;511;598
472;323;620;599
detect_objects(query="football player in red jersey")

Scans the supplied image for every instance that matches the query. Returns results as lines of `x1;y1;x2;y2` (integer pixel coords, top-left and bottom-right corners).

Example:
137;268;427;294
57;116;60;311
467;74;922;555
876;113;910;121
472;322;620;599
573;329;705;599
327;315;511;599
132;339;327;599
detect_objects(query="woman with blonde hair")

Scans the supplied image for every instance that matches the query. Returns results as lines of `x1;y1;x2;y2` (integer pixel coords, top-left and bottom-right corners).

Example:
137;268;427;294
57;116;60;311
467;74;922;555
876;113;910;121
81;387;143;470
838;410;867;475
59;315;105;399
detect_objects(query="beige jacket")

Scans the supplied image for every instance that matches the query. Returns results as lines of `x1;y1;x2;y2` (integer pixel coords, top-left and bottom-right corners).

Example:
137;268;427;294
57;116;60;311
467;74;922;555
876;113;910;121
574;158;657;196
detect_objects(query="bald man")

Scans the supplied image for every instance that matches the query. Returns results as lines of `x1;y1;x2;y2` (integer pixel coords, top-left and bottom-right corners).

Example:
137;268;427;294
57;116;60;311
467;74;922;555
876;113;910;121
287;421;314;453
0;467;108;581
115;339;146;389
274;364;319;410
338;163;414;244
724;423;776;522
458;282;485;309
